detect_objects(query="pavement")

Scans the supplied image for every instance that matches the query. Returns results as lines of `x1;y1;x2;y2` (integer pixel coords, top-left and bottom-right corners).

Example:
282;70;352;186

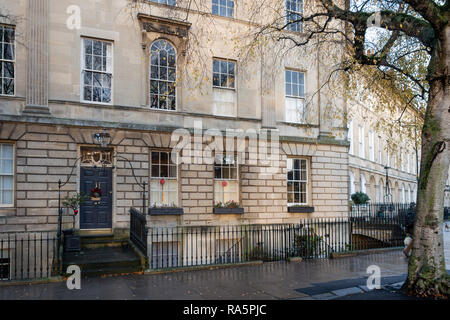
0;250;411;300
0;223;448;300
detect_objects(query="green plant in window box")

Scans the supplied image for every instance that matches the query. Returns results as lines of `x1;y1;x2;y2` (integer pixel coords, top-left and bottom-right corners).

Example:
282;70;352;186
150;202;179;208
213;200;241;208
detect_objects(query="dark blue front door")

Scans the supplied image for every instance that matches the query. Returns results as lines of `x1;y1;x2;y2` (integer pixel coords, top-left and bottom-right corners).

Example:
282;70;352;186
80;167;113;229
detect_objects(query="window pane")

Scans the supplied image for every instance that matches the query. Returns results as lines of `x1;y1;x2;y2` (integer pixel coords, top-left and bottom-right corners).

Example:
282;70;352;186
300;191;306;204
230;167;237;179
103;74;112;88
160;50;168;66
3;44;13;60
159;67;167;80
214;166;221;179
160;165;168;177
1;175;13;189
93;56;102;71
219;6;226;16
150;81;158;93
93;41;102;55
102;88;111;103
213;60;220;73
285;70;291;83
84;39;92;54
168;68;176;81
223;167;231;179
1;190;13;205
287;170;293;181
151;165;159;177
93;87;101;102
1;144;13;159
151;66;158;79
287;181;293;192
213;74;220;86
228;62;235;75
167;96;176;110
220;74;227;87
288;193;294;203
294;170;300;180
169;165;177;178
4;28;14;43
0;160;13;175
159;96;167;109
93;72;102;87
84;86;92;101
151;52;158;65
150;94;158;108
286;83;291;96
3;62;13;78
228;76;235;88
298;72;304;85
220;60;227;73
299;84;305;97
300;159;306;170
85;55;92;69
84;71;92;85
160;152;169;164
159;82;167;95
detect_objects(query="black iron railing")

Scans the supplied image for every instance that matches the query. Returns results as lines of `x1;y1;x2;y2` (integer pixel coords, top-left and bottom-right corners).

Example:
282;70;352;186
0;231;58;282
350;203;415;219
130;208;148;257
148;216;406;270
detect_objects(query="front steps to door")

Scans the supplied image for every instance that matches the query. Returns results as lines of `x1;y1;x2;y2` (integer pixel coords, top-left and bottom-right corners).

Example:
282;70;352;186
62;230;147;277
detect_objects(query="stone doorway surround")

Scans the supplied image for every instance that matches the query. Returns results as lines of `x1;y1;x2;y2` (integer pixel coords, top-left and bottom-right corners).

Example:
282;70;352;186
78;146;115;232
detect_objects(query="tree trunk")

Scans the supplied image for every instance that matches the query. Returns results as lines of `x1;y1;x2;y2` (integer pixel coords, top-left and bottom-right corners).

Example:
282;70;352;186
403;25;450;299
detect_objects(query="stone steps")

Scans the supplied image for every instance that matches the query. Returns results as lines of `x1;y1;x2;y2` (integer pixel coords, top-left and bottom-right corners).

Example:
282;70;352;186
62;243;145;277
80;234;128;249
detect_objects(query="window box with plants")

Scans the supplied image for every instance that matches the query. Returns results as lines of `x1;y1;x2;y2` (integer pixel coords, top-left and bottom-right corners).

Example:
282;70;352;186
148;203;184;215
287;205;315;213
213;200;244;214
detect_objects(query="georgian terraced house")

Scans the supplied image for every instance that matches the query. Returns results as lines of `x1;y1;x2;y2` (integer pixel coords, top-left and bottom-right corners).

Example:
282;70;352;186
347;96;421;205
0;0;351;236
1;0;441;279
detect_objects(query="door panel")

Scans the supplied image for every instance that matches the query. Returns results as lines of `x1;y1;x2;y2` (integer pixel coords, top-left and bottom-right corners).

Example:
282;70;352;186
80;167;113;229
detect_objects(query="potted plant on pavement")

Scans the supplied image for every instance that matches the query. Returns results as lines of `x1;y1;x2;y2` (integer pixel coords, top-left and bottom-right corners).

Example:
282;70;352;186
62;192;88;252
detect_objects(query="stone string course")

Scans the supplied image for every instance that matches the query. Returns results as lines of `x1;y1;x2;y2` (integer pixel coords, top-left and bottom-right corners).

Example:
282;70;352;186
0;123;349;232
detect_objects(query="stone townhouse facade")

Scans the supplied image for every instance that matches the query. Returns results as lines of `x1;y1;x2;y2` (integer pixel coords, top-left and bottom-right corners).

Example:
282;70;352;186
347;94;421;204
0;0;350;235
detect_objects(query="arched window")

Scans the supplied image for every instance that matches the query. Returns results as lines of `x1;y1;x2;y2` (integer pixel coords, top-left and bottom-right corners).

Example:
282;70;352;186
360;174;366;194
378;179;384;203
349;171;355;199
401;183;406;203
150;40;176;110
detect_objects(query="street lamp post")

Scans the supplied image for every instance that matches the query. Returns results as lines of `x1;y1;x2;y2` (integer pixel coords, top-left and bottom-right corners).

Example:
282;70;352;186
384;165;392;204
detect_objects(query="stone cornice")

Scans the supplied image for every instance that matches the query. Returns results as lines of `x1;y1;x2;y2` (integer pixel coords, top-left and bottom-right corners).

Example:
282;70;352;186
137;13;191;38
